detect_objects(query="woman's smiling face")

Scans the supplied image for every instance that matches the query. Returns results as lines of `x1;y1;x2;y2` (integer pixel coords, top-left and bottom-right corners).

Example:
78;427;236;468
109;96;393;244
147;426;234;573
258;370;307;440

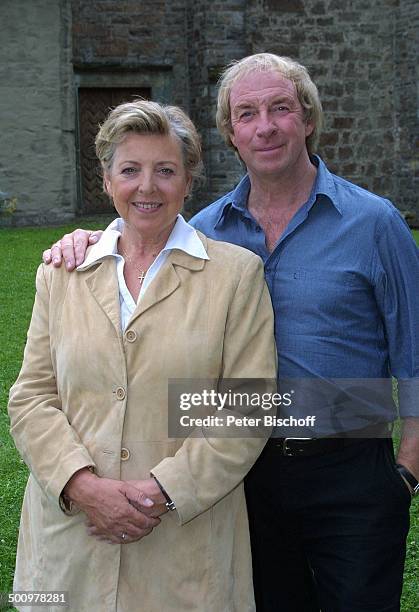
104;132;191;240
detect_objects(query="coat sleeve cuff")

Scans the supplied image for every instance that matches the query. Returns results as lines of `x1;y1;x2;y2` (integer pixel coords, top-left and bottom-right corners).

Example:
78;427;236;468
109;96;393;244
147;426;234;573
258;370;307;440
151;456;203;525
151;436;266;526
47;454;96;516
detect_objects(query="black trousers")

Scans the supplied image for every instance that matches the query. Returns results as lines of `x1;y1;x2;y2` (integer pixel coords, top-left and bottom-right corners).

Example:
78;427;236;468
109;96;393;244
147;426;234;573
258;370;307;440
245;438;411;612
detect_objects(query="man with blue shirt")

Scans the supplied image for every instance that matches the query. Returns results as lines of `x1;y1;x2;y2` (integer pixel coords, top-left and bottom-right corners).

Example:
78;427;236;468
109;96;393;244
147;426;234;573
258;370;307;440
45;53;418;612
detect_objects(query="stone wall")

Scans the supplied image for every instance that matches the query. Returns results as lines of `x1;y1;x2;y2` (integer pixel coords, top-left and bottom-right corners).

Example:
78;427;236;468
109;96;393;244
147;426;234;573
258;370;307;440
0;0;75;226
247;0;397;195
191;0;418;217
394;0;418;218
185;0;249;213
72;0;189;108
244;0;418;217
1;0;417;225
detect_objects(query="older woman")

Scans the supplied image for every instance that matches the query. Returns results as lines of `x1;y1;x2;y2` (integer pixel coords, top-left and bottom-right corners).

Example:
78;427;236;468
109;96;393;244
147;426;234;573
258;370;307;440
8;100;276;612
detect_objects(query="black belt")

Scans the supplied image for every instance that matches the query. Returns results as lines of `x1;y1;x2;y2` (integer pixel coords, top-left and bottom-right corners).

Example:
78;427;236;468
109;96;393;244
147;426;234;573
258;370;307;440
267;424;391;457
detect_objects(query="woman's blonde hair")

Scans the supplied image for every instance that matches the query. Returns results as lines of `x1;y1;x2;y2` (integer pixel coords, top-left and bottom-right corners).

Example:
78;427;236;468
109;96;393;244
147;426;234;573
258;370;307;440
95;99;204;190
216;53;323;155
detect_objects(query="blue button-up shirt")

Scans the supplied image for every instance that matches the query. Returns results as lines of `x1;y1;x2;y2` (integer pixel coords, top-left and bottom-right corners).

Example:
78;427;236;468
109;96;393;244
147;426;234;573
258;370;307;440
190;156;419;429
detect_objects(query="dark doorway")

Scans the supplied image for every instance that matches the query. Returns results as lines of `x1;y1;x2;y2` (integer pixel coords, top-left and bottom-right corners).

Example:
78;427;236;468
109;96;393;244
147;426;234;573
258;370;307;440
77;87;151;214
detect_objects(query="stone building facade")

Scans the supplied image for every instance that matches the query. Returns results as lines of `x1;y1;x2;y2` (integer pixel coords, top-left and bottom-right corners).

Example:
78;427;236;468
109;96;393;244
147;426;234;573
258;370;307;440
0;0;417;226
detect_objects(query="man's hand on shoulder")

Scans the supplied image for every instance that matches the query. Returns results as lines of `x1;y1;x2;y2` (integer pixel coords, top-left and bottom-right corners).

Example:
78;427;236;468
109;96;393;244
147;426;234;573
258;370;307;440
42;228;103;270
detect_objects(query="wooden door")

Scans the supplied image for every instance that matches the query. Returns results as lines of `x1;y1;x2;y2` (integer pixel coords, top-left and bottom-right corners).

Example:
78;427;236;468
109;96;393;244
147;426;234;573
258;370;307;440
78;87;151;214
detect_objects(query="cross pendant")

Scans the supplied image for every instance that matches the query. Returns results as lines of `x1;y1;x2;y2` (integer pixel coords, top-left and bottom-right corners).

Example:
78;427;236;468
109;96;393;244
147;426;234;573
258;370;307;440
138;270;146;283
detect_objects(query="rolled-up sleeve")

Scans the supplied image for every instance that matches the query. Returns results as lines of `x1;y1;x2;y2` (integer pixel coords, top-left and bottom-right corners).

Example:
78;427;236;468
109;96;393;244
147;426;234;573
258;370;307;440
372;208;419;417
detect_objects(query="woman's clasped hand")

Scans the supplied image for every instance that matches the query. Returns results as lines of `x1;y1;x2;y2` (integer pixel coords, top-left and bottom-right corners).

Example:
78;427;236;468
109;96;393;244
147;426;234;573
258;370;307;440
63;468;166;544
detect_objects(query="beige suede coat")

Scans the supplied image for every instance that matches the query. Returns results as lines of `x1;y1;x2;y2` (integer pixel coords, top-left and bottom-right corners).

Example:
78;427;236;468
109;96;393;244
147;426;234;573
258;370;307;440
8;233;277;612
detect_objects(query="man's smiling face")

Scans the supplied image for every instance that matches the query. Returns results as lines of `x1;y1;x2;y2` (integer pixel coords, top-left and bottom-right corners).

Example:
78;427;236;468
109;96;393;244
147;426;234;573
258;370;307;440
229;70;314;181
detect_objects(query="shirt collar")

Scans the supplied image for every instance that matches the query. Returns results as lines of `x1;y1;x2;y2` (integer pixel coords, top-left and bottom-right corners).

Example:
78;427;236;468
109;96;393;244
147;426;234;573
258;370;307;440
310;155;342;214
77;214;209;272
214;154;342;229
214;174;251;228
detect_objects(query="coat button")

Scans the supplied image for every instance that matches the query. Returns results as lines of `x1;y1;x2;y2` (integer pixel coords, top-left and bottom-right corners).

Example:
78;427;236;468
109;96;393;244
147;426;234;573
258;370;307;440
125;330;137;342
116;386;126;400
120;447;130;461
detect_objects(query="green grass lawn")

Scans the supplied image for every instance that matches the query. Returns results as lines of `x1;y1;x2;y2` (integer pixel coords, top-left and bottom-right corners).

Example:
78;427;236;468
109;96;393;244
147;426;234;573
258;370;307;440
0;224;418;610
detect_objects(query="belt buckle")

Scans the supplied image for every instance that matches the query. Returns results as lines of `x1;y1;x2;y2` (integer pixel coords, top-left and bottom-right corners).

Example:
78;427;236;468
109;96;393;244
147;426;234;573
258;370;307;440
283;437;313;457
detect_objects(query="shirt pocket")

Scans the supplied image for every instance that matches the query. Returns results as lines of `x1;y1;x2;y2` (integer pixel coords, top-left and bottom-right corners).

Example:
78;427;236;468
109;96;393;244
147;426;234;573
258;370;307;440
288;267;371;313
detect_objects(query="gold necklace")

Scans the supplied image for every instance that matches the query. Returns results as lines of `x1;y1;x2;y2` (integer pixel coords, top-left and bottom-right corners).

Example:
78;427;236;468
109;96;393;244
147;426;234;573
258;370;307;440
119;248;154;284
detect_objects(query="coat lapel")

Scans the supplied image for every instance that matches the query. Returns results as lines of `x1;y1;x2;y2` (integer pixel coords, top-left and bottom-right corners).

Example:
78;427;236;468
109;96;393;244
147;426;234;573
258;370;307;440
129;249;206;323
79;232;209;330
81;259;122;335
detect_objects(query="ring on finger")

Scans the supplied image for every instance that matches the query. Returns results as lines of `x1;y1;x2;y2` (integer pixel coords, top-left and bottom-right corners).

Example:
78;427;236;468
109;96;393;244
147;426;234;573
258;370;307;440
121;532;127;541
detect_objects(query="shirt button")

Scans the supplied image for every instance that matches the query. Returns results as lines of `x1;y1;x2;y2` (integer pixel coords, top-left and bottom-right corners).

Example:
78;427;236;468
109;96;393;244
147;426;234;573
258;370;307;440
125;330;137;343
115;387;126;400
120;447;130;461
